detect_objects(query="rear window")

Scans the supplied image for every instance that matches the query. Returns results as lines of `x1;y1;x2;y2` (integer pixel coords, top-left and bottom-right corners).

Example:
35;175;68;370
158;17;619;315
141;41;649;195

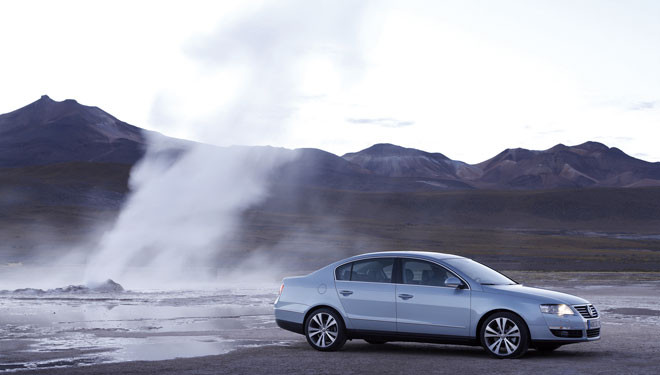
335;258;394;283
335;263;352;280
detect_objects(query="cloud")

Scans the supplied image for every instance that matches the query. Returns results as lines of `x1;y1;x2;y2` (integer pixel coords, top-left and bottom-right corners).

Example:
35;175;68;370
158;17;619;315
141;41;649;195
629;101;657;111
150;0;371;146
347;117;415;128
535;129;566;135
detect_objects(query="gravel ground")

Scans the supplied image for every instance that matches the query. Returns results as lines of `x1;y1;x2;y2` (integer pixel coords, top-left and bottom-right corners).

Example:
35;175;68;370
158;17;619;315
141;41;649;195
10;278;660;375
22;320;660;375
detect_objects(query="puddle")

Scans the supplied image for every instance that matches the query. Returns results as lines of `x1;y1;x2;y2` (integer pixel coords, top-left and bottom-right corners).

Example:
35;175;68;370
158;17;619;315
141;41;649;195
0;287;281;372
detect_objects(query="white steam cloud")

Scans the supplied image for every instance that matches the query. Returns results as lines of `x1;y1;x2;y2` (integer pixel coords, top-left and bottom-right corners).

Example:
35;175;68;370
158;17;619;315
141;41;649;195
83;1;370;289
84;136;293;288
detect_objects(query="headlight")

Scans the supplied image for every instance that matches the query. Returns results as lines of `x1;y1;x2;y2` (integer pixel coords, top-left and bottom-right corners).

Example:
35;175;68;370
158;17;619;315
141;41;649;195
540;304;575;316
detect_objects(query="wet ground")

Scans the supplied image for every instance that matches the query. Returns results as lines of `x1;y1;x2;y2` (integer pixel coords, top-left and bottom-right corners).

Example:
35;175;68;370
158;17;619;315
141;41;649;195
1;273;660;374
0;287;284;371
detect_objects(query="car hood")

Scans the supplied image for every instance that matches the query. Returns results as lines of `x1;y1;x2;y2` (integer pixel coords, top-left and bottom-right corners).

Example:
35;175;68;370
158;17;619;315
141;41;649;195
483;284;589;305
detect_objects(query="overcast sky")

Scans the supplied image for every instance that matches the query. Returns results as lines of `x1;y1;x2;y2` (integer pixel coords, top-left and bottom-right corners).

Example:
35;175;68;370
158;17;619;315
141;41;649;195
1;0;659;163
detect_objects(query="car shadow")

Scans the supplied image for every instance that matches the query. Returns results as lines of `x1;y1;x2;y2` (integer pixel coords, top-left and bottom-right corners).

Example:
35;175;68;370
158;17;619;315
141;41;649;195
330;341;606;359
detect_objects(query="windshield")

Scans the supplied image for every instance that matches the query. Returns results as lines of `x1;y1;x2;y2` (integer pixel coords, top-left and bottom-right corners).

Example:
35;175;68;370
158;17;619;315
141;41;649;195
444;258;516;285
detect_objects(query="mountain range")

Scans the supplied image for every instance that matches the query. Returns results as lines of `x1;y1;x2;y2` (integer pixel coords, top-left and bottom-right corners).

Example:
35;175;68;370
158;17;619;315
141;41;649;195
2;95;659;194
2;96;660;270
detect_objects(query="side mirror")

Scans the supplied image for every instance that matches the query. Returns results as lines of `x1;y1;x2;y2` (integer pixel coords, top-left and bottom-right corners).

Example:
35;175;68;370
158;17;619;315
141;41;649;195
445;277;463;289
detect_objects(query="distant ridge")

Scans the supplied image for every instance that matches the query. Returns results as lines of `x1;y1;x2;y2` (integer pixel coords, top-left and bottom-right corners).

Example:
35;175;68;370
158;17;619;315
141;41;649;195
1;96;660;190
473;141;660;189
342;141;660;189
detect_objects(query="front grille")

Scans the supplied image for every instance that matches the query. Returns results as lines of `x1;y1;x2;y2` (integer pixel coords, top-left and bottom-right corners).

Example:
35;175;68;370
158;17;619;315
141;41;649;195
587;328;600;338
574;304;599;318
550;329;583;338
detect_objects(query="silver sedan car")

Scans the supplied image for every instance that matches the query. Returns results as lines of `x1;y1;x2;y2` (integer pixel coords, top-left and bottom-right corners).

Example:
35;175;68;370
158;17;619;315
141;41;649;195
274;251;600;358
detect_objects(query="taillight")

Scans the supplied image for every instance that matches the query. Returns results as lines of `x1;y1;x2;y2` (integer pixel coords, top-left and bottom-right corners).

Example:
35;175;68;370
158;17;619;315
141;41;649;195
279;283;284;296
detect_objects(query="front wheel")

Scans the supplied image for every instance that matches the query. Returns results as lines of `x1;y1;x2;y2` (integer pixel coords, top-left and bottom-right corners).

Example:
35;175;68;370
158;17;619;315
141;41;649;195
480;312;530;359
304;308;347;351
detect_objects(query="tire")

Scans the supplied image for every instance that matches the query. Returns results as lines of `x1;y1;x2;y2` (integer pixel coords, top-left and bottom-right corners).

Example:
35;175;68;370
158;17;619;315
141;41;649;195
364;339;387;345
535;343;561;352
304;308;347;351
480;312;530;359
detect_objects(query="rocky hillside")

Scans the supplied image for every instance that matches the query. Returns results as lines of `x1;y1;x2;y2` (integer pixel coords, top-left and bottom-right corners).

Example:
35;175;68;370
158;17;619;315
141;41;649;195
343;142;660;189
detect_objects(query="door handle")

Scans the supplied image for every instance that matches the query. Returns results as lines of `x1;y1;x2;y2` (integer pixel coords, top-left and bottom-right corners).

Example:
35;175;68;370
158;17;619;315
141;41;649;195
398;294;414;300
339;290;353;296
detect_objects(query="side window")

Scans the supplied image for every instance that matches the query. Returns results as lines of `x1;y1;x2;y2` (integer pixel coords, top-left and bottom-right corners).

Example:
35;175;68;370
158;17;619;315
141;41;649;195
352;258;394;283
402;259;453;287
337;258;394;283
335;263;352;281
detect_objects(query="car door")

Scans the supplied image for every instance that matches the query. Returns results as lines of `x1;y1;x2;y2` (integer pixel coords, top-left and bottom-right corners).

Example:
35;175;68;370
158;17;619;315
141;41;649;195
395;258;471;337
334;258;396;332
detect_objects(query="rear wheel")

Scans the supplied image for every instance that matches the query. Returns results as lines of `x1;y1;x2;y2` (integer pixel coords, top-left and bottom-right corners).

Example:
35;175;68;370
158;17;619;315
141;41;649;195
304;308;347;351
480;312;530;359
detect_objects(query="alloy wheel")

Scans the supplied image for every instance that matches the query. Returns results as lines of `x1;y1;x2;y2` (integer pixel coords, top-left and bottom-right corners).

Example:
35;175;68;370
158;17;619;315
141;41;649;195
307;312;338;348
484;317;521;356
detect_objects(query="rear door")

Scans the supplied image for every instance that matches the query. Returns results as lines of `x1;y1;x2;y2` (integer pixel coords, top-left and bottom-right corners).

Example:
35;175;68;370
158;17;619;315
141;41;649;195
334;258;396;332
395;258;471;337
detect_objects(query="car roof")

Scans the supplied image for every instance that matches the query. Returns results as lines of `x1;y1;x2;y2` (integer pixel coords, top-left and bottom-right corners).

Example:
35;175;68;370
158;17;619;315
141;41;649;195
338;251;466;264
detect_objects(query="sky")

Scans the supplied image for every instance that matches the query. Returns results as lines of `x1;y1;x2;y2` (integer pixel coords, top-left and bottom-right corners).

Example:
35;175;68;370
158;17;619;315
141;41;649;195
1;0;659;164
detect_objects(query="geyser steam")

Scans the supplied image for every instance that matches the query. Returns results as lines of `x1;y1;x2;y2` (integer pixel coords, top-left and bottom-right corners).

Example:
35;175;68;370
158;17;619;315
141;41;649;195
84;138;293;288
84;0;369;289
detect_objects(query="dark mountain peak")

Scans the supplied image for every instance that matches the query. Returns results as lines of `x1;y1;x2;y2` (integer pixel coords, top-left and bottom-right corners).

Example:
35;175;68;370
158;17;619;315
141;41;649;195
349;143;414;155
474;140;660;189
556;141;636;161
0;96;146;167
1;95;141;139
367;143;406;153
32;94;76;106
487;142;612;166
5;95;95;125
485;147;537;165
573;141;609;152
344;143;449;160
341;143;473;181
548;143;569;152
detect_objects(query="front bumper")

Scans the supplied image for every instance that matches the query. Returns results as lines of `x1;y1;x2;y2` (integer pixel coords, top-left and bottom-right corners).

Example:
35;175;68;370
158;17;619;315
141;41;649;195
533;304;601;343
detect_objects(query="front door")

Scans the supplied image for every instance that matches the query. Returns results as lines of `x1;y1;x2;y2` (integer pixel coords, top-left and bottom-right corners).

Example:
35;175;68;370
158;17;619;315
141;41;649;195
335;258;396;332
396;258;471;337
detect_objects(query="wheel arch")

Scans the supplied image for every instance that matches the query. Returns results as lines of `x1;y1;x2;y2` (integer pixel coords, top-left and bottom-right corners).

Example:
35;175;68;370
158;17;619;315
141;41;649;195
303;304;348;332
475;309;531;345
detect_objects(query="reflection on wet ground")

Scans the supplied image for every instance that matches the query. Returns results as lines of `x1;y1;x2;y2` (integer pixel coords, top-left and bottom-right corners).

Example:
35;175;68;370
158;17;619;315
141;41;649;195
0;287;289;372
